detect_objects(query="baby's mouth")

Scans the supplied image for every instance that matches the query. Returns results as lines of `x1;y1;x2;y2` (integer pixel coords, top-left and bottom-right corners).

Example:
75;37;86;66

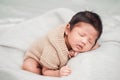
76;45;82;50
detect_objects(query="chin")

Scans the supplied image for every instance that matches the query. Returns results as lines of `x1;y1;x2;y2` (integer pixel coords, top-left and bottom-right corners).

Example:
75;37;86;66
75;49;87;53
73;48;82;53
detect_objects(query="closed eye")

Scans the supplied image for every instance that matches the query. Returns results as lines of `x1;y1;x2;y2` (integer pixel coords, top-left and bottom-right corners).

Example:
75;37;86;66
79;33;85;37
89;39;95;45
88;40;92;44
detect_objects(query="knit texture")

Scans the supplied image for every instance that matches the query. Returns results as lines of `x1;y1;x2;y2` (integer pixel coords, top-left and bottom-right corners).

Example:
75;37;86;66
24;24;69;69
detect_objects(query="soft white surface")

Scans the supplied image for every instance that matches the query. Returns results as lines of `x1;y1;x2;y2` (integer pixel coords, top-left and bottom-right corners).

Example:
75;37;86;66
0;8;120;80
0;8;75;51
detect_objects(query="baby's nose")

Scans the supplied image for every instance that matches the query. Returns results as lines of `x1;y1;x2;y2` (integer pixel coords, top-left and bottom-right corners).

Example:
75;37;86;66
81;37;89;45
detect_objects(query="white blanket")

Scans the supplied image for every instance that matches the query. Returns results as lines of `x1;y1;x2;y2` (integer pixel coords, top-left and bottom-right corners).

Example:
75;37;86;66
0;8;120;80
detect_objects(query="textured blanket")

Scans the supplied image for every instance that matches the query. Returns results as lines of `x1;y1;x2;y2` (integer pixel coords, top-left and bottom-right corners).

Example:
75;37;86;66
0;8;120;80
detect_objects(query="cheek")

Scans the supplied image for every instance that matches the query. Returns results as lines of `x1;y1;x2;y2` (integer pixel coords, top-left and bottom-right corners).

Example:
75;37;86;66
70;34;78;40
68;34;76;44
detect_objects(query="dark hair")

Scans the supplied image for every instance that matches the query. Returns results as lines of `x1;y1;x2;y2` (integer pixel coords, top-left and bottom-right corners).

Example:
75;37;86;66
69;11;103;40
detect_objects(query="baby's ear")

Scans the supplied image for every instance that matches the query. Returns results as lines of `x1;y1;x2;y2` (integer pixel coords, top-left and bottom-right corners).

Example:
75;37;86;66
65;23;71;35
92;42;100;50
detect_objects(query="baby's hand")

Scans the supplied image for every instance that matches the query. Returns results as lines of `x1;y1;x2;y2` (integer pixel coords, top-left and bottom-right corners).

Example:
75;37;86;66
68;50;78;58
59;66;71;77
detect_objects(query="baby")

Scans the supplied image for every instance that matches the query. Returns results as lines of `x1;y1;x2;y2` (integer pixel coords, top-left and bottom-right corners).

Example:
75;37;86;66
22;11;103;77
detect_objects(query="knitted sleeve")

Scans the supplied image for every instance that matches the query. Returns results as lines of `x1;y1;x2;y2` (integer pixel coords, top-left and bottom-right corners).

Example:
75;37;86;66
40;39;60;70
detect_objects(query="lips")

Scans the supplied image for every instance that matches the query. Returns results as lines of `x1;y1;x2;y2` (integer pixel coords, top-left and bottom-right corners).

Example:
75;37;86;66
76;44;82;50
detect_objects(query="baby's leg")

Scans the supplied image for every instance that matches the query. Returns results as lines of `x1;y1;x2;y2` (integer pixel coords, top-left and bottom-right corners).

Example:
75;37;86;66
22;58;42;74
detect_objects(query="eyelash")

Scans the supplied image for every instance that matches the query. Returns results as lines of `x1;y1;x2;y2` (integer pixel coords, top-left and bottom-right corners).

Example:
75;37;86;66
79;33;85;37
79;33;94;44
89;40;92;44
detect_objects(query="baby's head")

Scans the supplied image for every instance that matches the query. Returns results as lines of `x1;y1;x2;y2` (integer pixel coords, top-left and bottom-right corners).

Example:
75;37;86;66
65;11;103;53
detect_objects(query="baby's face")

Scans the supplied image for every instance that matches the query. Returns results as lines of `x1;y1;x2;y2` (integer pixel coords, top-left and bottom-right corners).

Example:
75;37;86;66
65;22;98;53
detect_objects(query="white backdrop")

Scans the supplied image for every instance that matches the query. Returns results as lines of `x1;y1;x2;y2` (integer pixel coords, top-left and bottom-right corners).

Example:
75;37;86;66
0;0;120;25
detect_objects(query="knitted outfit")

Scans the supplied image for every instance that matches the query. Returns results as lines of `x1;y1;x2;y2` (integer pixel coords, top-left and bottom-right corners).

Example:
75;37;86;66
24;24;69;70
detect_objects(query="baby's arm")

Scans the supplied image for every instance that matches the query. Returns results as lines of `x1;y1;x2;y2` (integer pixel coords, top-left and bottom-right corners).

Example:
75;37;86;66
42;66;71;77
